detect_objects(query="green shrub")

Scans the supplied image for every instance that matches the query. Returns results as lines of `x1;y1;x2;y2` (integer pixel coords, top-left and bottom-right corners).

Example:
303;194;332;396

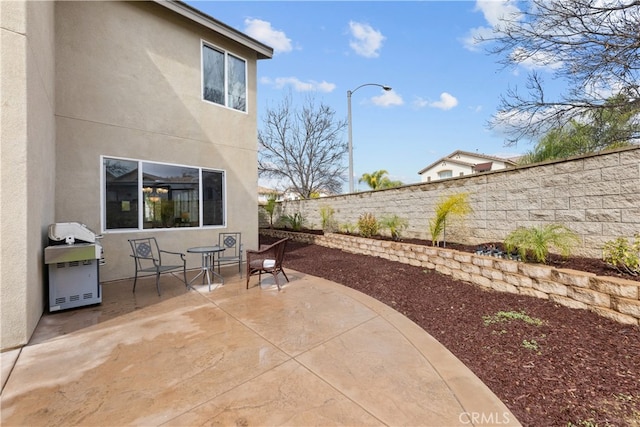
504;224;580;264
357;213;379;238
319;206;338;232
379;215;408;241
340;222;357;234
263;193;279;228
281;212;304;231
482;310;545;326
429;193;472;247
602;234;640;276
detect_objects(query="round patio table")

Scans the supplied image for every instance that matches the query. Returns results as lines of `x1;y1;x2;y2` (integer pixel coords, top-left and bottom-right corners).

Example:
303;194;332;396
187;246;225;291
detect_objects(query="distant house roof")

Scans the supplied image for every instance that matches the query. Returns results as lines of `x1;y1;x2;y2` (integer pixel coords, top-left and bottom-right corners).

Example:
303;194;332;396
418;150;517;175
154;1;273;60
258;186;282;195
473;162;493;172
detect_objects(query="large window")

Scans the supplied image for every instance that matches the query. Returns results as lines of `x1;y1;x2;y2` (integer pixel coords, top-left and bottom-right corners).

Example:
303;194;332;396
202;42;247;112
103;157;225;231
438;170;453;179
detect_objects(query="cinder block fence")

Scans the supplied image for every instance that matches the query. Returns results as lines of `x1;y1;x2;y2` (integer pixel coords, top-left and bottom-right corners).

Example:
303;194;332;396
266;146;640;259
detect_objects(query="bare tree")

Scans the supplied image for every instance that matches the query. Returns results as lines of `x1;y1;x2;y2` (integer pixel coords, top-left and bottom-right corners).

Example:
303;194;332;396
258;95;348;199
483;0;640;145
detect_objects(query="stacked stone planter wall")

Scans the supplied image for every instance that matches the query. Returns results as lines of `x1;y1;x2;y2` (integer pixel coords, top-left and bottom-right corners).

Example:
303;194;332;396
261;229;640;326
264;146;640;259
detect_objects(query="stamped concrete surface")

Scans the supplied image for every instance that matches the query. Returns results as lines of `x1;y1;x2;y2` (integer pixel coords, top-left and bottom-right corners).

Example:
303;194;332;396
1;268;520;426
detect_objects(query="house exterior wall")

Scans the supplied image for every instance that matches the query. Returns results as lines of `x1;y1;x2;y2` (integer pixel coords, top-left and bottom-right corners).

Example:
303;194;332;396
421;161;473;181
420;152;512;182
1;1;267;351
279;147;640;259
54;1;260;282
1;0;56;350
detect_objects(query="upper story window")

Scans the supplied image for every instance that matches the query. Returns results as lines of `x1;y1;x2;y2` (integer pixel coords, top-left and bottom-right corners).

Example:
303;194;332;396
202;42;247;112
102;157;225;231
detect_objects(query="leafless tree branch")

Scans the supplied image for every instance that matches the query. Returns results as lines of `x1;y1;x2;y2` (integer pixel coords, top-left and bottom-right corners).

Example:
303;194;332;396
258;95;348;198
481;0;640;145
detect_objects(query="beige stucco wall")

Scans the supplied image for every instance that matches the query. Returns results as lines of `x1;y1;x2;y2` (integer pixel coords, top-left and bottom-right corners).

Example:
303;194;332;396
54;1;260;282
1;0;56;350
279;147;640;259
1;1;265;351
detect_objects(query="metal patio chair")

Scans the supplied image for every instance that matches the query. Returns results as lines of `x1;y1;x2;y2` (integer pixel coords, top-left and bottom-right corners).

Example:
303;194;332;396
128;237;187;296
217;232;243;276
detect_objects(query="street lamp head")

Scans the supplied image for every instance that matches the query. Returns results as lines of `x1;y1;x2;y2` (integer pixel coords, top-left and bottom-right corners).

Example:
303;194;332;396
382;86;392;91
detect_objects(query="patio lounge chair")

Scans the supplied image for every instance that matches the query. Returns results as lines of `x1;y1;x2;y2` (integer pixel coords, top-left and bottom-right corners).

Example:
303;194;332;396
128;237;187;296
246;238;289;290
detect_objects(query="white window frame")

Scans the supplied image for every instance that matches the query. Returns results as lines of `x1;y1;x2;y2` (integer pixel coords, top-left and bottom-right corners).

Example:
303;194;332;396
101;156;226;233
438;170;453;179
201;40;248;113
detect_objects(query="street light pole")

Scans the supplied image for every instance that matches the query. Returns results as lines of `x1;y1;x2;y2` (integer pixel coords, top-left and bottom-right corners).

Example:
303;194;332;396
347;83;392;193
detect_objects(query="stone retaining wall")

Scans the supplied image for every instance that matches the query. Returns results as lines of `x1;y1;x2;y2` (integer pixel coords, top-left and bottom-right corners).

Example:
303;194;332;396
261;229;640;326
268;146;640;259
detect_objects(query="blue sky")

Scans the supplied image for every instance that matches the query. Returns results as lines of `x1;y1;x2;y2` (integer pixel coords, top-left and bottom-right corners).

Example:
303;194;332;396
187;1;560;191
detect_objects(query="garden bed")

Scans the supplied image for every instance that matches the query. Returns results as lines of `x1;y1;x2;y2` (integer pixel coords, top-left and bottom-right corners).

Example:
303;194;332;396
267;227;638;282
262;234;640;426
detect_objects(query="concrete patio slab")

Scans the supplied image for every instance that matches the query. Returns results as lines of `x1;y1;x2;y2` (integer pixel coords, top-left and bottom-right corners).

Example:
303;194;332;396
1;267;521;426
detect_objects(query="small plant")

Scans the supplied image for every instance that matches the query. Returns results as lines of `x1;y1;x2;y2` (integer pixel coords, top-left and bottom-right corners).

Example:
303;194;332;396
357;213;379;238
379;215;408;241
602;234;640;276
567;420;598;427
521;339;539;351
319;206;338;232
281;212;304;231
263;192;279;228
340;222;357;234
504;224;580;264
482;310;545;326
429;193;472;247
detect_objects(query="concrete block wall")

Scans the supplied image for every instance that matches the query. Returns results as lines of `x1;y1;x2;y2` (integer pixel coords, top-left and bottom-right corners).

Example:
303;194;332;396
274;147;640;258
261;229;640;326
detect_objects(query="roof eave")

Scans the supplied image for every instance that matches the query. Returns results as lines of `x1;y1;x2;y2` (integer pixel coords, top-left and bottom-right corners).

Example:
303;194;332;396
154;0;274;60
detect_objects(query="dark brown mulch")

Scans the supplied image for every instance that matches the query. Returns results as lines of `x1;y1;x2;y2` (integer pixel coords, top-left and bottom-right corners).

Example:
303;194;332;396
262;235;640;427
270;228;639;282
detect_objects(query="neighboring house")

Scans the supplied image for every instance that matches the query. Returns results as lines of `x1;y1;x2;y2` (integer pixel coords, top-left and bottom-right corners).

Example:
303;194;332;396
257;186;284;204
1;1;272;351
281;188;334;200
418;150;518;182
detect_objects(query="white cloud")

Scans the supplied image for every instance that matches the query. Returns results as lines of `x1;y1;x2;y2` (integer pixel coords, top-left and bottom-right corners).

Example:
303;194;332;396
462;26;495;52
371;90;403;107
475;0;521;27
261;76;336;93
413;96;429;109
244;18;292;54
510;47;562;71
413;93;459;110
464;1;564;73
430;92;458;110
462;1;521;51
348;21;385;58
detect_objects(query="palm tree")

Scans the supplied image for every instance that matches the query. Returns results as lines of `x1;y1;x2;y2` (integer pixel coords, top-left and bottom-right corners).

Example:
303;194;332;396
429;193;473;247
504;224;580;264
359;170;403;190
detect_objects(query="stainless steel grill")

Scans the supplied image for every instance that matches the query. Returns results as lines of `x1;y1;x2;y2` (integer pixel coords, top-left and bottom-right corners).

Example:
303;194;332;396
45;223;104;312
